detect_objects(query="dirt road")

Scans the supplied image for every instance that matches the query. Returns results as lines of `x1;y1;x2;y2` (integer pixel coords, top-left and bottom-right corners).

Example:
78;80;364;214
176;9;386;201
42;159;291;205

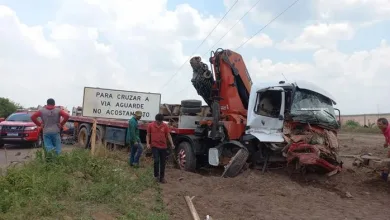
0;145;76;173
162;133;390;220
0;146;35;169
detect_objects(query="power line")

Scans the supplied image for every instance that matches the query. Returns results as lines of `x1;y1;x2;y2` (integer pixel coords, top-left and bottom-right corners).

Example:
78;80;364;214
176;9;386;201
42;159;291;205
158;0;239;92
235;0;300;51
166;0;301;103
202;0;262;57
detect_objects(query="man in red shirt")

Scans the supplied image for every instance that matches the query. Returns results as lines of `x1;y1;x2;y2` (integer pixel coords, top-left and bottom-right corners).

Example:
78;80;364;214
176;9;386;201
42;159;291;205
31;98;69;155
146;113;175;183
377;118;390;157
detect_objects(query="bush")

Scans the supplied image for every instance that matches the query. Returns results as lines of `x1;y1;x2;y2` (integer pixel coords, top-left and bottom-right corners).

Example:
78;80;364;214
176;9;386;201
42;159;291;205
0;97;21;118
341;120;380;134
344;120;360;128
0;148;168;220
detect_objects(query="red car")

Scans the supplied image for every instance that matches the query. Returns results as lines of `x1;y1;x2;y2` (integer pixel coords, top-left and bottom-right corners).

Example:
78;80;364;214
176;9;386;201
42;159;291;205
0;111;43;147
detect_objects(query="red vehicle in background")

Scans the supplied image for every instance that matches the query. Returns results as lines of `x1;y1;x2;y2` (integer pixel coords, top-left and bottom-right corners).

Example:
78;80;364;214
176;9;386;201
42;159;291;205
0;110;43;148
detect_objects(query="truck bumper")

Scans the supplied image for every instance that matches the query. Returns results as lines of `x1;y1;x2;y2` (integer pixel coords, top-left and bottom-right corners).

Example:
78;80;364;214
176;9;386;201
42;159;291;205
286;142;342;173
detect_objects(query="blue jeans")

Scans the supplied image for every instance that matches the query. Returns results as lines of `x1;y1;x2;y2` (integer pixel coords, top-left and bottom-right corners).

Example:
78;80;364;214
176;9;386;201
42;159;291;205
43;132;62;155
129;142;143;165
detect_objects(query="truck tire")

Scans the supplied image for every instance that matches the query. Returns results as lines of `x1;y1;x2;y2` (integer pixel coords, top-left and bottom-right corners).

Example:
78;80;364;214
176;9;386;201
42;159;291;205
78;126;103;148
78;127;89;148
177;141;196;172
222;148;249;178
181;107;202;114
181;99;202;108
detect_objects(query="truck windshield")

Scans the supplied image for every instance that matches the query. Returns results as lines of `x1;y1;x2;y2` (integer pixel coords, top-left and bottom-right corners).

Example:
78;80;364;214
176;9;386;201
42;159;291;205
6;113;33;122
290;89;338;127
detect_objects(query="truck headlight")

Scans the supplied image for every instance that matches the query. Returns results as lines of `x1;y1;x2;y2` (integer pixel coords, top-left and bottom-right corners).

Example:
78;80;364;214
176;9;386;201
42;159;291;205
24;126;37;131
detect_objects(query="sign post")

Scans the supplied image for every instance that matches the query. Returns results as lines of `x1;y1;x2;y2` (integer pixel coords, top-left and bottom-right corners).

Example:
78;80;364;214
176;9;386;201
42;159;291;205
91;119;97;156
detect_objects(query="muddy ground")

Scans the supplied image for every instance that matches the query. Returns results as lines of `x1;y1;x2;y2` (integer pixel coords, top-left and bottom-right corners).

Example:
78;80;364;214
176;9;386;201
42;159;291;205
162;133;390;220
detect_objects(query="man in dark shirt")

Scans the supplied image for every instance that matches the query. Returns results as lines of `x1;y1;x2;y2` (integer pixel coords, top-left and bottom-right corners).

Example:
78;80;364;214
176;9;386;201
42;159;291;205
31;98;69;155
146;113;175;183
126;111;143;167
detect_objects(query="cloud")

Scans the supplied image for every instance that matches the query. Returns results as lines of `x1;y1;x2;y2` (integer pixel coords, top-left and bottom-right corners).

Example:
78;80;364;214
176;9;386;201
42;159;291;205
0;1;247;109
244;34;273;49
316;0;390;24
249;40;390;114
277;22;355;51
0;0;390;115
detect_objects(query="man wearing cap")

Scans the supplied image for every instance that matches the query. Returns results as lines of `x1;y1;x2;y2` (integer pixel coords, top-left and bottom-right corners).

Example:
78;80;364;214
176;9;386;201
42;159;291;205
126;111;143;167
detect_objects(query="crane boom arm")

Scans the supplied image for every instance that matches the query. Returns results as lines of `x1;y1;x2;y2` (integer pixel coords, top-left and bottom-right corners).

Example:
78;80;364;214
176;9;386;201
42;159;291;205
190;49;252;115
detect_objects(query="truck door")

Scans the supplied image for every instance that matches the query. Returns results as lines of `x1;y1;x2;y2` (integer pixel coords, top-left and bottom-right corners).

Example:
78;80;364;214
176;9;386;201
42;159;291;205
246;87;285;142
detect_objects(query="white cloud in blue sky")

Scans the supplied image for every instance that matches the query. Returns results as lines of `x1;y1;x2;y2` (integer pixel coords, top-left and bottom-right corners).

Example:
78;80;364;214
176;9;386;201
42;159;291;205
0;0;389;114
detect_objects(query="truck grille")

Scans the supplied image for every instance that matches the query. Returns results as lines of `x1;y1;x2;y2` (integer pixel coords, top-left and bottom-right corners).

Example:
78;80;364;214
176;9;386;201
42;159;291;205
2;126;24;132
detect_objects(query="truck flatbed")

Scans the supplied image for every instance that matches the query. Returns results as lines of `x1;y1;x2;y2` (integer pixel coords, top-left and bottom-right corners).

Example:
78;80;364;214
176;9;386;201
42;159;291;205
68;115;200;136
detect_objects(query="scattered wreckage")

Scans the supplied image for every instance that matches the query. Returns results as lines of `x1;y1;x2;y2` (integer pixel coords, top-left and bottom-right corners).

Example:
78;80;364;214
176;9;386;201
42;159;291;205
185;48;343;177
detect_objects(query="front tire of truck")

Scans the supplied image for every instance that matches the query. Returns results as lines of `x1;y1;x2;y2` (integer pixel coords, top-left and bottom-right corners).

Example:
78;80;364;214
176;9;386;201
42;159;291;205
177;141;197;172
222;148;250;178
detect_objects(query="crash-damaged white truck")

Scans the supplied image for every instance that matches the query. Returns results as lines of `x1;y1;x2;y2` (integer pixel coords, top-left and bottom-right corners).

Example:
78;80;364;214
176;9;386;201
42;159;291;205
170;49;342;177
68;48;343;177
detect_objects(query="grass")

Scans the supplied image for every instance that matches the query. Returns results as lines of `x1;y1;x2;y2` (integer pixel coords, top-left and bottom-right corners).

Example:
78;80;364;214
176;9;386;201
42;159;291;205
340;119;382;134
0;146;169;220
340;126;381;134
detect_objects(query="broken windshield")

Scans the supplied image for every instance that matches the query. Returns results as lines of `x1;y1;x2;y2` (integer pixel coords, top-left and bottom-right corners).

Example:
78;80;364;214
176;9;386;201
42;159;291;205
290;89;338;127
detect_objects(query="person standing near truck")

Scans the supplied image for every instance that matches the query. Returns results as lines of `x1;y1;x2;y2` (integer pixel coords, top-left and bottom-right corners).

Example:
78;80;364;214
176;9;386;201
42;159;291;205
126;111;143;167
377;118;390;157
31;98;69;155
146;113;175;183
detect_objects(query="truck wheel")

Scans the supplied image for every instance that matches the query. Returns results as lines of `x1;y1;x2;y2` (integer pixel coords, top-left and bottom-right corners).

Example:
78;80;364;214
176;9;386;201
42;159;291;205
181;100;202;108
177;142;196;172
181;107;202;114
222;148;249;178
78;127;89;148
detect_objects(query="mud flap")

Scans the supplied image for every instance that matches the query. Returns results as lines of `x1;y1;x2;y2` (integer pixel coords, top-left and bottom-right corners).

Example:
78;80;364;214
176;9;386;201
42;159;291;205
222;148;249;178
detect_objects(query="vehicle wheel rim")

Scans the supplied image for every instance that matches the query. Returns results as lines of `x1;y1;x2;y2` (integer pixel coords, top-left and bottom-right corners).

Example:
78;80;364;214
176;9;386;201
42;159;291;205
178;149;186;169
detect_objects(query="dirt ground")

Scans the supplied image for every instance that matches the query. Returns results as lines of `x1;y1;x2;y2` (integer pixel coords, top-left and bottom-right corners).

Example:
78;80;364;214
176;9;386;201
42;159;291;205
162;133;390;220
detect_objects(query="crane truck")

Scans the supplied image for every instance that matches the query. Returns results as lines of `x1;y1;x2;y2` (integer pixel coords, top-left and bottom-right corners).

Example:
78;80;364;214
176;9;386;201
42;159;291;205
179;48;342;177
66;48;342;177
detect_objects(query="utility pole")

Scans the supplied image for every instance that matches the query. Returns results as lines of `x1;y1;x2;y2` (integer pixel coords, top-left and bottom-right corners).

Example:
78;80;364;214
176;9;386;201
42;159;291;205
377;104;380;118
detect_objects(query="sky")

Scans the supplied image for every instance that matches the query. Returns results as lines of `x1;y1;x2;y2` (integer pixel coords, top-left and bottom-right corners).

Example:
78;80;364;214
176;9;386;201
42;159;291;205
0;0;389;115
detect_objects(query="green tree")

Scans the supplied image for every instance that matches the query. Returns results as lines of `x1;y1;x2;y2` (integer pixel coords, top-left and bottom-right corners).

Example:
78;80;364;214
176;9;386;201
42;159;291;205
0;97;22;118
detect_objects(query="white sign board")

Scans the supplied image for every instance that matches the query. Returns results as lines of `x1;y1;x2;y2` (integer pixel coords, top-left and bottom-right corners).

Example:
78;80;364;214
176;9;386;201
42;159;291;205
82;87;161;121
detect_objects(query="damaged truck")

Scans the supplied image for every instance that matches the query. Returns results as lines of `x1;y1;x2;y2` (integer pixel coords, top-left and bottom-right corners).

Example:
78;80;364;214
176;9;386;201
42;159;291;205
66;48;343;178
180;48;342;177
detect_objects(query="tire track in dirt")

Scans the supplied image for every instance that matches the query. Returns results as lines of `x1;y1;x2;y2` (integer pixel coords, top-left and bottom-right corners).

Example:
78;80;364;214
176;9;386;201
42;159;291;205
162;133;390;220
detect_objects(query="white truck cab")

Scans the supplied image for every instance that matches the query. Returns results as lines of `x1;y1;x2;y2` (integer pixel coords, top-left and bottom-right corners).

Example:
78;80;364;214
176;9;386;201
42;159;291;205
246;80;339;144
